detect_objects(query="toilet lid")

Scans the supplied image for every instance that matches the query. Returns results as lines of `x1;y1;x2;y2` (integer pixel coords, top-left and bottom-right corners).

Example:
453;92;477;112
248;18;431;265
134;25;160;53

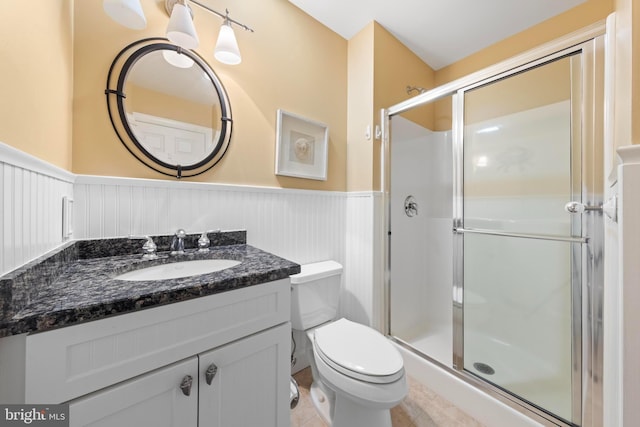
314;318;404;383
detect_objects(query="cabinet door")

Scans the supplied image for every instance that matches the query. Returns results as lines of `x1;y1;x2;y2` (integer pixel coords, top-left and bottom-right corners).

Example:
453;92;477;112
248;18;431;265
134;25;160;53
68;357;198;427
198;323;291;427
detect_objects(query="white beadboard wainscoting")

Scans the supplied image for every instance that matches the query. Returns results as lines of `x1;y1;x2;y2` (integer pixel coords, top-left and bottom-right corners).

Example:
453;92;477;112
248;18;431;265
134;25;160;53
73;175;383;328
344;192;385;330
0;143;75;277
73;175;349;267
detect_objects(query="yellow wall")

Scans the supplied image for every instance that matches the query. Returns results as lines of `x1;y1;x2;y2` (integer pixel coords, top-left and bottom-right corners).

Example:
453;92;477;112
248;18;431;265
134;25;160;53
72;0;348;190
436;0;613;85
372;23;435;191
1;0;633;194
615;0;640;146
464;57;572;125
346;22;435;192
0;0;74;170
346;23;375;192
373;23;435;131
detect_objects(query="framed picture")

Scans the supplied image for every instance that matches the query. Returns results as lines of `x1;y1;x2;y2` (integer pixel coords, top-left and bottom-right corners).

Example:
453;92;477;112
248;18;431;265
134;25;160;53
275;110;329;180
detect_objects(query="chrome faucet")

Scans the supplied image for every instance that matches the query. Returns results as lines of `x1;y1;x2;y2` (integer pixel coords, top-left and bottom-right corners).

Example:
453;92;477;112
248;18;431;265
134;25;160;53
129;235;158;260
170;229;187;256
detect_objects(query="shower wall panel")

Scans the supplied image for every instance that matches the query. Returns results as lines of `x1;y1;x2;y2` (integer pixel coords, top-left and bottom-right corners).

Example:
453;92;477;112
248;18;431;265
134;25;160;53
390;117;453;364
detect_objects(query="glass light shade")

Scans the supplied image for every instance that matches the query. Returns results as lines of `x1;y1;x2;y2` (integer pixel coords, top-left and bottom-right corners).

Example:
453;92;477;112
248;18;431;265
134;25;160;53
214;24;241;65
103;0;146;30
162;50;195;68
166;3;199;50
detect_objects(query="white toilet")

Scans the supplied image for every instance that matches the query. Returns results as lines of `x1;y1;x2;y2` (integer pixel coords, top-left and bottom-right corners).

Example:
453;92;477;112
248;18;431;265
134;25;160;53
290;261;408;427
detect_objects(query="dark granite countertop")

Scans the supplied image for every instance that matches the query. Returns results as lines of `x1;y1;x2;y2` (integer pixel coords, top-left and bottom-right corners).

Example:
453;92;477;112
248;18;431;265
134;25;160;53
0;231;300;337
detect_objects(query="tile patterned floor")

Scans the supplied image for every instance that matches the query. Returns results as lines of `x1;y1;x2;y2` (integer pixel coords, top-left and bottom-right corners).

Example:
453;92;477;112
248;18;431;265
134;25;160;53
291;368;486;427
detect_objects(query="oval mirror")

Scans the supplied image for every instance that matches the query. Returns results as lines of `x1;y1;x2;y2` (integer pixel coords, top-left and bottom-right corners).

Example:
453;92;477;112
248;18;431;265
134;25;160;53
106;38;232;178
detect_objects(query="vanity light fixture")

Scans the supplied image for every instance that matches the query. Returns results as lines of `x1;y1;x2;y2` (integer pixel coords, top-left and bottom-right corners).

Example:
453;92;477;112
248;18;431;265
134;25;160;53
213;13;242;65
165;0;254;65
104;0;253;65
166;0;199;49
103;0;147;30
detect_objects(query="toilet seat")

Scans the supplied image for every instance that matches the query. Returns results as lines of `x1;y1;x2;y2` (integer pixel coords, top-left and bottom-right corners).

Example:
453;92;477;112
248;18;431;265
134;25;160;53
313;318;404;384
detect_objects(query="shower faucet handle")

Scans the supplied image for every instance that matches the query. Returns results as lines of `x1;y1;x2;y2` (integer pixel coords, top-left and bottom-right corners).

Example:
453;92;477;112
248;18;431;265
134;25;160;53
404;195;418;217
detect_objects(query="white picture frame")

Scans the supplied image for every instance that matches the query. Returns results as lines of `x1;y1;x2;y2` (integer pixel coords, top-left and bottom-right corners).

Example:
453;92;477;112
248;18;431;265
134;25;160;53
275;109;329;180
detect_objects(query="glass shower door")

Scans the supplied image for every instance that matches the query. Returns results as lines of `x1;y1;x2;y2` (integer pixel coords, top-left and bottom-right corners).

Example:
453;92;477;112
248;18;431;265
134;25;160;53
456;54;582;423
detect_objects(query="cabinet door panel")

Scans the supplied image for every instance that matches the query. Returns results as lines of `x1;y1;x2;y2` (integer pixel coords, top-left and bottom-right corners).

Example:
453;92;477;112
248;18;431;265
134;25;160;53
199;323;291;427
68;357;198;427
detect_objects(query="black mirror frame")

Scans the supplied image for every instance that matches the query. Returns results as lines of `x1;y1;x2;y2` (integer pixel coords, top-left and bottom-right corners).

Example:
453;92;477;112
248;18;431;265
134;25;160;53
105;38;233;178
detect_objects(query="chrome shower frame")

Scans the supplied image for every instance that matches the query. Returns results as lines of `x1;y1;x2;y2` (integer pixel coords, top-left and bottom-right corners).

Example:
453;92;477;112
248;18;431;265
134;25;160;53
381;22;605;427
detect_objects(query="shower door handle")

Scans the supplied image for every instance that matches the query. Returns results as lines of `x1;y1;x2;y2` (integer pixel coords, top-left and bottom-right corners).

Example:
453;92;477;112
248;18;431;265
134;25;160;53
565;197;617;222
564;201;601;214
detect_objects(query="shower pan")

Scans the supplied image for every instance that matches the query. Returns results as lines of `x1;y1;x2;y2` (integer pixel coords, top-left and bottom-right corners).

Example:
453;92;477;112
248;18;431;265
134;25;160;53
383;33;604;427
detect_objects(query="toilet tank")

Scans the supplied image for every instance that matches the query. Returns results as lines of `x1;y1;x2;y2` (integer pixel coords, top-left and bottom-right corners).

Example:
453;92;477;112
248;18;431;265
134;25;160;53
290;260;343;330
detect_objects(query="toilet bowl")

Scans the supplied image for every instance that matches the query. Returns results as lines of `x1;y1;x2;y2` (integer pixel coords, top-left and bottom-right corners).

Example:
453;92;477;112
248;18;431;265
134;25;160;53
290;261;408;427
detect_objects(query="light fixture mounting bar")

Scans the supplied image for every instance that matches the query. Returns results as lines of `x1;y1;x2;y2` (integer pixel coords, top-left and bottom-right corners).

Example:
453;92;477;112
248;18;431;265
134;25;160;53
165;0;254;32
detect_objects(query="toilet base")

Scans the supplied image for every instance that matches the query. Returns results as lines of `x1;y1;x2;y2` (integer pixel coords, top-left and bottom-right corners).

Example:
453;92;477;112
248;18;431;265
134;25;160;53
309;382;331;425
332;395;392;427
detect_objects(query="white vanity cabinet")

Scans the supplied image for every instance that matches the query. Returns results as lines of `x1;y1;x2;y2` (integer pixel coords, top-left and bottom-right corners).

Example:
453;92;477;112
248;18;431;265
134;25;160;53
68;356;199;427
7;279;292;427
68;323;290;427
198;324;290;427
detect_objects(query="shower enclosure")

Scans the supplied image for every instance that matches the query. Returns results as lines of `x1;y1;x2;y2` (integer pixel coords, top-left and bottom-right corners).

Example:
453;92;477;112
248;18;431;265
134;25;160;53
384;33;604;426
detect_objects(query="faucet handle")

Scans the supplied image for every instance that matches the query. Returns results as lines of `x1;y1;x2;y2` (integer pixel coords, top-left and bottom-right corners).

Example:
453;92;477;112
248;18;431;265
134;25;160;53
129;235;158;260
197;229;221;252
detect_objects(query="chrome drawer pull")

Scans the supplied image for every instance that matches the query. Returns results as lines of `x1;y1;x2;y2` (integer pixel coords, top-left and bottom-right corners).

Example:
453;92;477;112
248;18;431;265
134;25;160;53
205;363;218;385
180;375;193;396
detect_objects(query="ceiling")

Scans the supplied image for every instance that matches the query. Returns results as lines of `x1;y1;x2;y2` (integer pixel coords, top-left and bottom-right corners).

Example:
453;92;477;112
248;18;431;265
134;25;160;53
287;0;586;70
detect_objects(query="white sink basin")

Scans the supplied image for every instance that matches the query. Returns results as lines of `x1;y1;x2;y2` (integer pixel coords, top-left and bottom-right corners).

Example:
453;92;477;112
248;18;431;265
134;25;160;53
115;259;241;281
